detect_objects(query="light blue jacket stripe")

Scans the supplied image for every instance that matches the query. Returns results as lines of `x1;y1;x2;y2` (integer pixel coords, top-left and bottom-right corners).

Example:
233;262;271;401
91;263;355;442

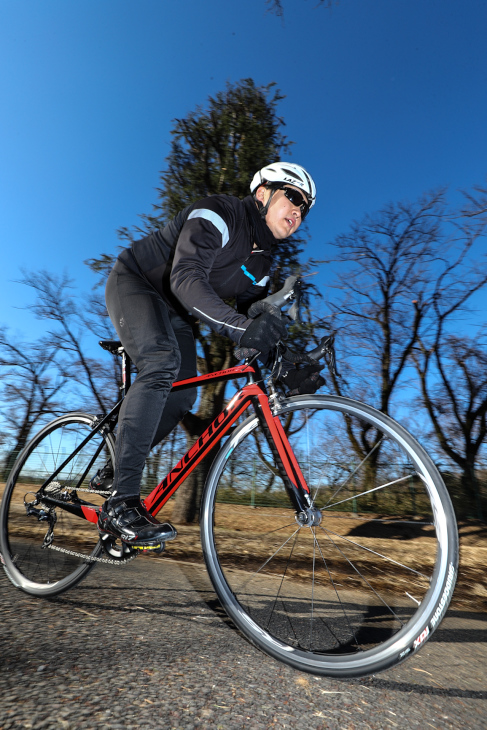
241;267;269;288
241;264;257;283
187;209;230;247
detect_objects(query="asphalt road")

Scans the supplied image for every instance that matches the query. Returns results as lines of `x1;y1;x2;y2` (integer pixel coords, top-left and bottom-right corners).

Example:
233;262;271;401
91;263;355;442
0;554;486;730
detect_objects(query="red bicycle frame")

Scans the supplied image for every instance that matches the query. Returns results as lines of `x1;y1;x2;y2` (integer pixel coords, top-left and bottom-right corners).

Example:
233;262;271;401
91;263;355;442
79;363;311;526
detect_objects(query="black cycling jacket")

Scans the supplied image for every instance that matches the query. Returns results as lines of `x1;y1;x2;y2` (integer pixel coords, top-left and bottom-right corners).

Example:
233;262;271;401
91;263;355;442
117;194;276;343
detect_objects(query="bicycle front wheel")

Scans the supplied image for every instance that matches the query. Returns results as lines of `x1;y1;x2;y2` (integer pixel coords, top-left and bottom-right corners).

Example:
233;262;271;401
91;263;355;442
0;413;115;597
201;395;458;678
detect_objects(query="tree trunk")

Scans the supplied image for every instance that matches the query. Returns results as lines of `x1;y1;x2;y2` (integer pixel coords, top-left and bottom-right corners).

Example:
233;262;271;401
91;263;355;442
2;427;31;481
171;446;214;524
358;458;379;509
171;334;232;523
460;460;484;521
2;446;22;482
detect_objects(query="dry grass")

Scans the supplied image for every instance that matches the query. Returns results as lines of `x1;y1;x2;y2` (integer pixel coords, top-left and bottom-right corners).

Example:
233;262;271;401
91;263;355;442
1;483;485;611
155;501;487;612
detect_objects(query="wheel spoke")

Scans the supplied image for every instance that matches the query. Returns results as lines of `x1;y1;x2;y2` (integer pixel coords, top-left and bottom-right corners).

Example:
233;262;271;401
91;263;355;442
0;414;114;596
322;474;416;511
322;437;384;509
263;530;300;632
316;525;432;579
237;525;301;590
203;395;457;676
317;523;404;625
309;525;315;651
312;528;361;650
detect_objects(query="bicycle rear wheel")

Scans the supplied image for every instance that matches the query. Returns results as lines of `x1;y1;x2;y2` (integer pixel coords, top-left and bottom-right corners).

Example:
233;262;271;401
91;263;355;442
0;412;115;597
201;395;458;678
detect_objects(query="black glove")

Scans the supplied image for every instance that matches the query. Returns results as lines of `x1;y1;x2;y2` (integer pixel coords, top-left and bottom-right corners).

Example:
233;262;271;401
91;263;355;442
279;363;326;396
240;310;288;360
277;347;325;395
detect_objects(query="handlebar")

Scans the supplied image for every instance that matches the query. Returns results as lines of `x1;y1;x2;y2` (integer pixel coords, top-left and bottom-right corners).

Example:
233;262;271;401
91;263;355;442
307;333;335;361
235;275;339;376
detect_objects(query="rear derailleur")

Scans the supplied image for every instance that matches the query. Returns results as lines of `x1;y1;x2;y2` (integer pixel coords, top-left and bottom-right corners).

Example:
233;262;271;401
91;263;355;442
24;483;68;548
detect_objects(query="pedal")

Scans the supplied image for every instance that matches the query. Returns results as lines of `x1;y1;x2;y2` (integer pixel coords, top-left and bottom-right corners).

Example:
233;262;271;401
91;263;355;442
131;542;165;554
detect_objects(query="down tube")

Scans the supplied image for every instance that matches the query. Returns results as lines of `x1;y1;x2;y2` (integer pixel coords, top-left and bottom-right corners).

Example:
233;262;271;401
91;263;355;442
143;388;261;515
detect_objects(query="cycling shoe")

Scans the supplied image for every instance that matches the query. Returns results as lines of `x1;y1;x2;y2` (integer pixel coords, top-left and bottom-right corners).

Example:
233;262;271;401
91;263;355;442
97;496;177;547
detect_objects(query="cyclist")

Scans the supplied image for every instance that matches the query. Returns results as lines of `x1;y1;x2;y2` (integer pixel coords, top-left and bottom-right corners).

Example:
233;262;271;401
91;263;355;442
96;162;324;549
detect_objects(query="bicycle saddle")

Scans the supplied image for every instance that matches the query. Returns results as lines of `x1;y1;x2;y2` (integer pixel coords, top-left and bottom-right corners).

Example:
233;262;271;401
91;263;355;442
99;340;123;354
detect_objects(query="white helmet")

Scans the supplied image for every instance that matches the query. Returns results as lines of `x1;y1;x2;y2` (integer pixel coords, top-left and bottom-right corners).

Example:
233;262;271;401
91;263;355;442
250;162;316;215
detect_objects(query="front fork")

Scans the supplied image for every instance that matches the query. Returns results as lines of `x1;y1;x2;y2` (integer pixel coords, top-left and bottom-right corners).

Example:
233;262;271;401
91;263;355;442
252;393;322;527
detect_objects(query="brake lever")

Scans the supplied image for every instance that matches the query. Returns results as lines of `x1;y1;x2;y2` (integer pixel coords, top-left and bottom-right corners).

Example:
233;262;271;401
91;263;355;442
307;332;340;376
260;275;298;310
287;279;302;322
253;275;302;322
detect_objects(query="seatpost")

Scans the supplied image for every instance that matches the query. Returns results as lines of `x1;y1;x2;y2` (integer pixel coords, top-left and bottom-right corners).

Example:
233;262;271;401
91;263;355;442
120;348;132;396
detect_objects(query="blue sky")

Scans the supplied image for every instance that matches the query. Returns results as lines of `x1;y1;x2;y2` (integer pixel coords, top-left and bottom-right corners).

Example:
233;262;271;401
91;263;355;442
1;0;486;341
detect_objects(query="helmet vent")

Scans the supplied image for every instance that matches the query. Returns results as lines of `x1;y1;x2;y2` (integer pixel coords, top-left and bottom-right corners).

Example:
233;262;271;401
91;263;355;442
281;168;304;182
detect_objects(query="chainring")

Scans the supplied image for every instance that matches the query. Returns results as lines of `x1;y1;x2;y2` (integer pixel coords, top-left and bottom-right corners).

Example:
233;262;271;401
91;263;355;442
99;533;137;561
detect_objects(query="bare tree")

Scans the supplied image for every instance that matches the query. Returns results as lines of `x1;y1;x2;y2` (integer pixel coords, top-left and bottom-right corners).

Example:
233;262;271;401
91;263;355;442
327;189;487;496
17;270;121;414
410;206;487;519
414;332;487;520
329;190;447;411
461;177;487;221
0;328;67;478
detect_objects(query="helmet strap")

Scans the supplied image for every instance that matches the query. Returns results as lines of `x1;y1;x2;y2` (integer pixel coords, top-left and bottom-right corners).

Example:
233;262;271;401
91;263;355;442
254;185;277;220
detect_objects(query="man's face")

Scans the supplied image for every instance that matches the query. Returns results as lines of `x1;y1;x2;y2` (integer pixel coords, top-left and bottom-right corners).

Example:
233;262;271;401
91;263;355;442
256;185;307;239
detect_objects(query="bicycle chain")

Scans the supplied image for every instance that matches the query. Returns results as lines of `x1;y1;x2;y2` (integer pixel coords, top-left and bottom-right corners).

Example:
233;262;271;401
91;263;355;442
47;542;137;565
44;485;136;564
65;487;112;496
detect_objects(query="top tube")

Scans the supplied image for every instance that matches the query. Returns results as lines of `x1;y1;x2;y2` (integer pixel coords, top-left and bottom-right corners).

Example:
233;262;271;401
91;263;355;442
171;363;256;390
98;339;260;393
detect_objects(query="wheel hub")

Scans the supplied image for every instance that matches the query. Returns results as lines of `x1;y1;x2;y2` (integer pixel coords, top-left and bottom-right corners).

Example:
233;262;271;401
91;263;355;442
295;507;322;527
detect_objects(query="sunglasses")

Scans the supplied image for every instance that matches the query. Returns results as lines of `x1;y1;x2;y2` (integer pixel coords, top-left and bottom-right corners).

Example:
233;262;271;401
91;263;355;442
280;186;310;218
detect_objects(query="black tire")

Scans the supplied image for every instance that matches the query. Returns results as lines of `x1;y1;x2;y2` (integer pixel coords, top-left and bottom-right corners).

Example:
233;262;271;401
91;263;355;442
0;413;115;597
201;395;459;678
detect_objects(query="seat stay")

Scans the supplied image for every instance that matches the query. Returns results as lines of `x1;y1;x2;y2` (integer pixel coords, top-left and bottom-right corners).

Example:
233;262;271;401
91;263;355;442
38;400;122;493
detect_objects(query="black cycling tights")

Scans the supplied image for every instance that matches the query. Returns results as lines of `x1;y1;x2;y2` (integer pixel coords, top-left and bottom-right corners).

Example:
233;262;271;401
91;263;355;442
105;260;197;499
